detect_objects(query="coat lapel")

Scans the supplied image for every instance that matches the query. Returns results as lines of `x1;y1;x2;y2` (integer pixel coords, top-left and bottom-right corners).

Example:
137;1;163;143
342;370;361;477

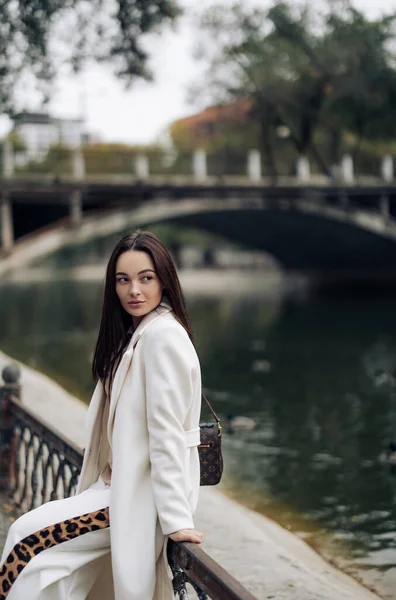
84;380;105;449
76;380;106;493
107;301;172;445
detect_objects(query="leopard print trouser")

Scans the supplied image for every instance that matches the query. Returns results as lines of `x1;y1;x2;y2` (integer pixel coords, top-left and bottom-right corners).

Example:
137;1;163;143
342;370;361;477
0;507;109;600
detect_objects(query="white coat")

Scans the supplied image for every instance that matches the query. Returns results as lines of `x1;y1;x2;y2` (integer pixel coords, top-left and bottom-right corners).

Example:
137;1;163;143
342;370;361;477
76;302;202;600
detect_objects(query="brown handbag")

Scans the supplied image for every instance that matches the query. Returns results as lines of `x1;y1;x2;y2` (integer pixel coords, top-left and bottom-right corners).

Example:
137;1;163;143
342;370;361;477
198;394;223;486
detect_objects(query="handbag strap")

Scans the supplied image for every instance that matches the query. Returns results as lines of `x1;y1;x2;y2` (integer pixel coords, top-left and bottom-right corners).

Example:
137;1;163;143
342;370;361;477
202;392;221;423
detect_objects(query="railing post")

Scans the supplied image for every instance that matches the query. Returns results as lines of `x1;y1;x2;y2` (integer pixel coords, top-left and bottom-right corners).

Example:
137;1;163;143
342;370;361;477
338;190;349;211
135;154;149;179
72;147;85;180
1;194;15;254
0;364;21;490
69;147;85;227
1;139;15;253
2;139;14;179
69;191;83;227
381;155;393;183
193;149;207;181
341;154;354;184
380;195;390;225
296;155;311;182
247;150;261;182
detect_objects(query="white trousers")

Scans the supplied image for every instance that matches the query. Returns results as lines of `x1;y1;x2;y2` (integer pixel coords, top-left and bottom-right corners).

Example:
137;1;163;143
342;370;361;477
0;478;112;600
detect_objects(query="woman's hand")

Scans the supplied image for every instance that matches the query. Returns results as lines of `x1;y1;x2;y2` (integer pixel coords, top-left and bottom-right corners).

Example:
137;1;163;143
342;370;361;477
169;528;203;544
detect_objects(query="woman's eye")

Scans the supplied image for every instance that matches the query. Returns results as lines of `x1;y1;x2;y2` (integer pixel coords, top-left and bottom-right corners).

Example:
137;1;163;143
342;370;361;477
142;276;153;282
116;277;128;283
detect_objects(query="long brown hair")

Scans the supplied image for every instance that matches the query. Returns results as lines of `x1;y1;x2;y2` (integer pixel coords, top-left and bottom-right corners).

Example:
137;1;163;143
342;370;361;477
92;231;194;386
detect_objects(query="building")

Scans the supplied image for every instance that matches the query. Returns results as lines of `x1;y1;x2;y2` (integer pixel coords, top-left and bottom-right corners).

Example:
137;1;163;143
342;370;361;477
169;99;254;149
13;112;85;160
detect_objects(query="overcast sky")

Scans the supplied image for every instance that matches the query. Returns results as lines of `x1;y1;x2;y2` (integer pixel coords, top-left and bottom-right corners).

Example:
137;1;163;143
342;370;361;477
1;0;395;144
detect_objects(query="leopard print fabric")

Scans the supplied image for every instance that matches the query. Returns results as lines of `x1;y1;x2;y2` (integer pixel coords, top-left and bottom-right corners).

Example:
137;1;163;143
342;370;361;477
0;507;110;599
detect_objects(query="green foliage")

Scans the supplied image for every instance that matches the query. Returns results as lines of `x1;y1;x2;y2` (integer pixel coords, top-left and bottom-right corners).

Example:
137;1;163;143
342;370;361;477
193;1;396;177
82;142;179;175
14;141;194;177
17;143;73;175
0;0;181;114
83;143;140;175
4;131;26;152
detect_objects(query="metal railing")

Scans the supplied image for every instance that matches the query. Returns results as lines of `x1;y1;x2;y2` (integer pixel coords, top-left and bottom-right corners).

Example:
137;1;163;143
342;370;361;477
0;364;257;600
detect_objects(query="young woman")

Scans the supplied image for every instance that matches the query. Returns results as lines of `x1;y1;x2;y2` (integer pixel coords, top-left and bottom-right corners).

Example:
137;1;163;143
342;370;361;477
0;231;203;600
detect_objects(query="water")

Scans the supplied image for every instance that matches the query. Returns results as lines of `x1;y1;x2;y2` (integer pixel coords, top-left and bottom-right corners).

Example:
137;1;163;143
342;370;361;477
1;275;396;597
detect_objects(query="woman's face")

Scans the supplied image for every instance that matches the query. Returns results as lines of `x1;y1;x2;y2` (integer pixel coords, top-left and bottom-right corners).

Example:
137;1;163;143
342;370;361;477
115;250;163;327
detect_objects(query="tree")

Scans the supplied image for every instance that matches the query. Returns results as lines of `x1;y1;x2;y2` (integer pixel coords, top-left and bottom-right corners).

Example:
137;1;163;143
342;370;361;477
320;9;396;160
192;1;396;178
270;3;396;165
192;2;332;178
0;0;181;115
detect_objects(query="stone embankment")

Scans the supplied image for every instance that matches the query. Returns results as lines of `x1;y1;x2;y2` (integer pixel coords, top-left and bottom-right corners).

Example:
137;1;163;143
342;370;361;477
0;350;382;600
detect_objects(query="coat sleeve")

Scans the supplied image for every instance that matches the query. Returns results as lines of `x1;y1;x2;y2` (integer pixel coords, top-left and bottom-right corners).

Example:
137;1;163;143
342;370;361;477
143;325;196;535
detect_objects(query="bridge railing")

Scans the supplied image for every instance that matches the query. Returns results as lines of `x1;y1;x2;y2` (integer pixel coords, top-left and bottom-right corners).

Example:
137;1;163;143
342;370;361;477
0;364;258;600
2;139;394;184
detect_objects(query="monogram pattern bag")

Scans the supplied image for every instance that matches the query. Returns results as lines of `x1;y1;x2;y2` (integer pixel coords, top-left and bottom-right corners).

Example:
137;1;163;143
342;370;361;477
198;394;223;486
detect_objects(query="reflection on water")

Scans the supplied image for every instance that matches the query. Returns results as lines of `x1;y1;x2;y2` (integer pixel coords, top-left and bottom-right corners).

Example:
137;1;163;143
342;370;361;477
1;277;396;597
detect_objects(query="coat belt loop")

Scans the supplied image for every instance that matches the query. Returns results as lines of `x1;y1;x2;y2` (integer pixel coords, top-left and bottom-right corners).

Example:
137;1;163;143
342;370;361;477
184;428;200;448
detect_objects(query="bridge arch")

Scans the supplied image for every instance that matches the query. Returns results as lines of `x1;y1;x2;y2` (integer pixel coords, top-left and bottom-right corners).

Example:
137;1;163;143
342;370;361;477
2;196;396;277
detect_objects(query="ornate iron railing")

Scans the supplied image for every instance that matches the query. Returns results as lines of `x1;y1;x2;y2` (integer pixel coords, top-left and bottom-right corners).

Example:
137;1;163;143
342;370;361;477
0;364;258;600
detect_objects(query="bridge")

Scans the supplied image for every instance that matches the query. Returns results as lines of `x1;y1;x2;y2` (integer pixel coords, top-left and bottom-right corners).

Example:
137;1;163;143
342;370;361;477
2;175;396;280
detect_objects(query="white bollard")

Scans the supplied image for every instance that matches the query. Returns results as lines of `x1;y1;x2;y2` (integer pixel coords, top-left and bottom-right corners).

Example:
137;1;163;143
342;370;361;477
70;147;84;227
380;195;390;223
381;155;393;182
296;155;311;182
135;154;149;179
341;154;354;183
2;140;14;179
192;149;207;180
72;147;85;180
1;195;14;252
69;190;83;227
247;150;261;182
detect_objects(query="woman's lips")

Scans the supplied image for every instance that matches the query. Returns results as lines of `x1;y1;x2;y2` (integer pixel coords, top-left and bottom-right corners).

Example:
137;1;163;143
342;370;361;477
128;301;144;306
